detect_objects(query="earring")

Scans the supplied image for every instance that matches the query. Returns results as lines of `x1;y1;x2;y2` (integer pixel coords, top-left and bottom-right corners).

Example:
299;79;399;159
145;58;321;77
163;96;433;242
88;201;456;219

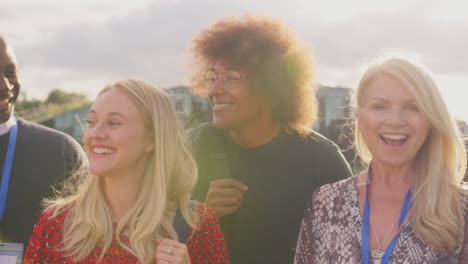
146;145;153;152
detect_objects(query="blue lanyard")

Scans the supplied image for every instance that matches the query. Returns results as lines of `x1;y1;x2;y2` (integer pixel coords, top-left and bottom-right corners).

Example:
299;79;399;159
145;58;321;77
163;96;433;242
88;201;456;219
0;117;18;223
361;172;412;264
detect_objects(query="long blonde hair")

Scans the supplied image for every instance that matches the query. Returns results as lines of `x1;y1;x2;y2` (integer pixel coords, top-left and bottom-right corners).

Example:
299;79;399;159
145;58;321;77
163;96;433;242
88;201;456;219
353;56;467;252
45;80;199;263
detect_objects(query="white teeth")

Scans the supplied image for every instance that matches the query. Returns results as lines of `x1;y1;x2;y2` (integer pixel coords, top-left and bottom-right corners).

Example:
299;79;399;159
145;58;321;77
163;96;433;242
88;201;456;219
381;134;407;140
93;148;113;154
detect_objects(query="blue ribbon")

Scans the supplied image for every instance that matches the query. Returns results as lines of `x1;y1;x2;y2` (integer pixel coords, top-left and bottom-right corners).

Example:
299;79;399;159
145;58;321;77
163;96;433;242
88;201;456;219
0;117;18;223
361;170;412;264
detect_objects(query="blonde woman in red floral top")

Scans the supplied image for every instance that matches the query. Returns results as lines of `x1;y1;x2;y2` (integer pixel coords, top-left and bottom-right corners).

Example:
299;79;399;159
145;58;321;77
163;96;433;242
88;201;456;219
25;80;229;264
26;202;228;263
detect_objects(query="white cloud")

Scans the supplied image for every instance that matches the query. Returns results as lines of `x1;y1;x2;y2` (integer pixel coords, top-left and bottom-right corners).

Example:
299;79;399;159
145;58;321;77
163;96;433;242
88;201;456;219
2;0;468;121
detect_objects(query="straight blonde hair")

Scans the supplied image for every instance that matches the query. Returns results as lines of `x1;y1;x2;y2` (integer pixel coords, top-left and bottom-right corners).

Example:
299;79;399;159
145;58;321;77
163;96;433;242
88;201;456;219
353;56;467;252
45;80;199;263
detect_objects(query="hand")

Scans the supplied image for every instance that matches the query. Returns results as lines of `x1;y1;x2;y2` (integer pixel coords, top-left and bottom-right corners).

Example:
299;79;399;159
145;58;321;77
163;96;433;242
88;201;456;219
156;236;191;264
205;178;248;219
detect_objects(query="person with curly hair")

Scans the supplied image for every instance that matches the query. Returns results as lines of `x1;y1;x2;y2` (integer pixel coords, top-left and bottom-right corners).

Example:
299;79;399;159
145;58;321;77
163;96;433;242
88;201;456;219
187;15;351;264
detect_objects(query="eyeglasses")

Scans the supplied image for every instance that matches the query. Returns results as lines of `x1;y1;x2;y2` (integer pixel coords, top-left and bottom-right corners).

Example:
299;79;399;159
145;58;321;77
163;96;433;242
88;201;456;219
203;70;245;88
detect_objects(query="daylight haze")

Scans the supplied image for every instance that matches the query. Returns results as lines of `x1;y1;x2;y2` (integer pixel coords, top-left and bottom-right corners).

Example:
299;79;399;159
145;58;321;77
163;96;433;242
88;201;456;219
1;0;467;121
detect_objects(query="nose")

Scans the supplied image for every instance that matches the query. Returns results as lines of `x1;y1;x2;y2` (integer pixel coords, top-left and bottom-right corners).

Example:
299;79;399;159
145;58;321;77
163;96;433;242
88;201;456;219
86;121;107;140
207;78;225;99
385;108;407;126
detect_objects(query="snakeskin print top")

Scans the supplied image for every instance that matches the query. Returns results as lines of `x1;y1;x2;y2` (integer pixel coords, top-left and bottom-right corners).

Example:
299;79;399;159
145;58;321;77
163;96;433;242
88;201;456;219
294;176;468;264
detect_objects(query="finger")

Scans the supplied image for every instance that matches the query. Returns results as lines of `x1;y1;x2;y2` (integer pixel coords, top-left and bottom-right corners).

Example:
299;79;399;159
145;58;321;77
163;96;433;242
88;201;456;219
209;178;248;191
206;188;244;203
207;196;242;208
208;186;245;197
156;258;171;264
212;204;241;218
156;244;175;255
156;253;184;264
156;244;188;264
156;252;177;263
156;237;184;248
157;244;187;256
156;239;188;254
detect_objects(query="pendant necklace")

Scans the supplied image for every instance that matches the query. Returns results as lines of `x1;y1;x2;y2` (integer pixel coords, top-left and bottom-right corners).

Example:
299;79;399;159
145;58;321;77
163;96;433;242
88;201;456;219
370;215;398;264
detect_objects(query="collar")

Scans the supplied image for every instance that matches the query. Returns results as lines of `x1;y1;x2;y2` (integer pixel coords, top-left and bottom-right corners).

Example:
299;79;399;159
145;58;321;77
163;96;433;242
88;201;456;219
0;115;17;136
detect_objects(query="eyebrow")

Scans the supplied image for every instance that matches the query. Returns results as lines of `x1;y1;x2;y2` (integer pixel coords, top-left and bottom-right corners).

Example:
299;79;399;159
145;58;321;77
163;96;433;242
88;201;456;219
368;97;417;104
207;66;240;71
88;110;127;119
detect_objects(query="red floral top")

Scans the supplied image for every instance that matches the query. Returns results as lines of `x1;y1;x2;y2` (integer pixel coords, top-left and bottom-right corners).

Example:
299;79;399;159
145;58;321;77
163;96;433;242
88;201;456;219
25;203;229;264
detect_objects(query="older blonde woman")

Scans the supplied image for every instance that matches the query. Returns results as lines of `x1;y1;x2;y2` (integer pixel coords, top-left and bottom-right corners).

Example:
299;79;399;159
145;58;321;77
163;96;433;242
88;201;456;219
25;80;229;264
294;57;468;263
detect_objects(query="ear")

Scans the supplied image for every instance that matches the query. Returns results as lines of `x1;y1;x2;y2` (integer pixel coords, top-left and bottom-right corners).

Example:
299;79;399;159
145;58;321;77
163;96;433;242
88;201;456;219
354;108;360;120
145;144;154;152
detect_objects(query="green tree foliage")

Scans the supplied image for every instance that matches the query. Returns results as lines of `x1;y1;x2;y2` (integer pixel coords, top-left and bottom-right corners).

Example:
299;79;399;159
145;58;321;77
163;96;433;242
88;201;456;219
46;89;87;105
15;93;41;112
46;89;69;104
16;89;90;122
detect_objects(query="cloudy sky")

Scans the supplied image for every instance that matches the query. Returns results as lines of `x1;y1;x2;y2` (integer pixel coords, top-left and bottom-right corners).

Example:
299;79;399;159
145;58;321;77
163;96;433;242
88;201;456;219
1;0;467;121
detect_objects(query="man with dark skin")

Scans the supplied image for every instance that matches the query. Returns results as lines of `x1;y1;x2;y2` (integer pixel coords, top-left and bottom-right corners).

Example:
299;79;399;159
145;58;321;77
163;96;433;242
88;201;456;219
187;15;352;264
0;38;18;123
0;36;84;246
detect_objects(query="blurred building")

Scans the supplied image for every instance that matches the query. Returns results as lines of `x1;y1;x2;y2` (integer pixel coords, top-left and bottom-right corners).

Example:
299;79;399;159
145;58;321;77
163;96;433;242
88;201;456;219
165;86;211;128
315;86;353;137
457;120;468;136
40;105;91;142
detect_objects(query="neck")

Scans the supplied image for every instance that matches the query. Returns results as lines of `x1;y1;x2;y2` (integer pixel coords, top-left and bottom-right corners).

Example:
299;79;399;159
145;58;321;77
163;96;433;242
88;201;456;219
103;171;143;223
369;161;414;188
0;114;13;124
229;119;281;148
0;115;16;136
0;108;14;124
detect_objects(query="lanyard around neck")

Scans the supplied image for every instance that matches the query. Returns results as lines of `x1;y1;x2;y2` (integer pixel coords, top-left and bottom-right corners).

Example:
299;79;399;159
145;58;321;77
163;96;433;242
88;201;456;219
0;117;18;223
361;169;412;264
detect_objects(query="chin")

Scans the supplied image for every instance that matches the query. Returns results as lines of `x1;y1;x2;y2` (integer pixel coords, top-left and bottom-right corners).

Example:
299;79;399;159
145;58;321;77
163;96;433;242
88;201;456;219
89;166;109;176
212;118;232;129
0;110;12;123
377;156;415;167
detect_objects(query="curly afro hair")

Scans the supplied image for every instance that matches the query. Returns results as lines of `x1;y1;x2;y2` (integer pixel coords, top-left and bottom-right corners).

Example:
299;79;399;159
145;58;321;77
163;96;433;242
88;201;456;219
188;14;319;135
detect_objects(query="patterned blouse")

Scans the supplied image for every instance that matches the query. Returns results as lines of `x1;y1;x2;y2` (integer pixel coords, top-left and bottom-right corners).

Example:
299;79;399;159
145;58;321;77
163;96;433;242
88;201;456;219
294;176;468;264
25;202;229;264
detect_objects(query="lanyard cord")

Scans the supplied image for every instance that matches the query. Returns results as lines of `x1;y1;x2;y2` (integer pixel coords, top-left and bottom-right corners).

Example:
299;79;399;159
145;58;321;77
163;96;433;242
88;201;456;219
361;167;412;264
0;117;18;222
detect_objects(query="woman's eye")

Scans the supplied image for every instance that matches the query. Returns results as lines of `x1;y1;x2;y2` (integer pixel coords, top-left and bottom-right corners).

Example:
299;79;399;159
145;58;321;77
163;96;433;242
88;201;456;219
372;104;385;110
226;72;242;81
109;121;122;126
406;105;419;112
226;77;239;81
86;120;96;126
